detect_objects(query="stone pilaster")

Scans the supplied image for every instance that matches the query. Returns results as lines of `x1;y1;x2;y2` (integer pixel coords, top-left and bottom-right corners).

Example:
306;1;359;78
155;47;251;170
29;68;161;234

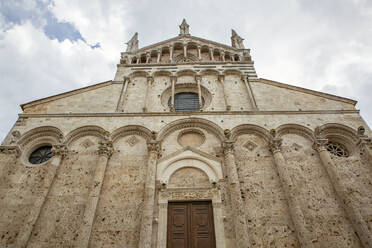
218;74;231;111
116;76;130;112
269;137;318;248
195;75;202;110
222;140;250;248
313;136;372;247
14;144;68;248
75;140;114;248
241;76;258;110
139;140;161;248
143;76;153;112
170;75;176;112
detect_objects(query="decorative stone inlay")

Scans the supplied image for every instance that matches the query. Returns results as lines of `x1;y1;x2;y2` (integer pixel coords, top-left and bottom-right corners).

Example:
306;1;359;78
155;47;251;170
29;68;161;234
126;135;139;146
80;138;94;148
243;140;257;151
177;129;206;147
159;188;215;201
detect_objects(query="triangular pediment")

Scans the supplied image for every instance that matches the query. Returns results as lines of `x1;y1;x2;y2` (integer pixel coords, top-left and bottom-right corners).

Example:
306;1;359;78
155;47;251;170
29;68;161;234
158;146;221;163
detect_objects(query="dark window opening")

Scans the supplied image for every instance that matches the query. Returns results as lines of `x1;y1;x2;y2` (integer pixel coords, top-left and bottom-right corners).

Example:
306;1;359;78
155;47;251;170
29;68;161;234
29;146;53;164
169;92;204;112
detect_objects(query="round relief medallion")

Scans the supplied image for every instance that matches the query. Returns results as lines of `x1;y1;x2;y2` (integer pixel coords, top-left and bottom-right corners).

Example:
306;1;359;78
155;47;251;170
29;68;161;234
177;129;206;147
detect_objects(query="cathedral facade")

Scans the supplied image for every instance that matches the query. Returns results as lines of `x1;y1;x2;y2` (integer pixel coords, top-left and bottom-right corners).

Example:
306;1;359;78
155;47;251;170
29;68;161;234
1;20;372;248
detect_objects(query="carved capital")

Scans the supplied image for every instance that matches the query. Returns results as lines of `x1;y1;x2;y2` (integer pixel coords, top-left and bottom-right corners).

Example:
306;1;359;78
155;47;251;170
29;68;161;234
312;138;329;152
147;76;154;84
0;145;21;157
51;144;68;158
269;138;283;154
222;141;235;155
195;75;202;82
147;141;161;155
97;140;114;158
218;74;225;82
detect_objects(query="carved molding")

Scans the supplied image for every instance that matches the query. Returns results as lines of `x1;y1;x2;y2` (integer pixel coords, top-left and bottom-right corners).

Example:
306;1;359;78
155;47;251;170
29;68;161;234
111;125;153;143
0;145;21;157
18;126;64;148
65;125;109;146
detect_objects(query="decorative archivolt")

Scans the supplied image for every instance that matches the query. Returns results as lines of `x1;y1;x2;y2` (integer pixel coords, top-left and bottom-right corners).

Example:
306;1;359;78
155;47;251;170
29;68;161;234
230;124;271;143
152;70;172;77
176;69;197;77
65;125;109;146
128;71;150;79
18;126;64;148
276;124;315;142
111;125;153;143
157;117;225;142
318;123;359;143
223;69;242;76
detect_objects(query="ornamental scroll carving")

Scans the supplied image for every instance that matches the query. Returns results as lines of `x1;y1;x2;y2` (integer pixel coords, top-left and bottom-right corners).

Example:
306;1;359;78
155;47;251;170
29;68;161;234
97;140;114;158
159;188;215;201
0;146;21;157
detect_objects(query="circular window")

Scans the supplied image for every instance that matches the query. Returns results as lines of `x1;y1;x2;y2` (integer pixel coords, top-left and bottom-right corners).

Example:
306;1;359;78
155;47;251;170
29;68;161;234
29;146;53;164
326;141;349;157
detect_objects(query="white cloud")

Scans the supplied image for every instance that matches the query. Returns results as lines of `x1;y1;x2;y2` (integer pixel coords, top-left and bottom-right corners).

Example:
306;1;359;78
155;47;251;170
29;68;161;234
1;0;372;142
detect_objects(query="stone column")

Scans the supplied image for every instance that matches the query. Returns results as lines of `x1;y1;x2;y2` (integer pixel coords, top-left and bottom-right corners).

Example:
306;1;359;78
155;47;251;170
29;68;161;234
241;76;258;110
143;76;153;112
116;76;130;112
313;136;372;247
209;47;214;61
146;52;151;63
222;140;250;248
220;51;225;61
183;42;187;57
170;75;176;112
195;75;203;110
197;45;202;60
139;140;161;248
269;137;318;248
136;57;140;64
157;48;162;63
356;126;372;168
156;201;168;248
169;44;174;63
75;140;113;248
14;144;68;248
218;74;231;111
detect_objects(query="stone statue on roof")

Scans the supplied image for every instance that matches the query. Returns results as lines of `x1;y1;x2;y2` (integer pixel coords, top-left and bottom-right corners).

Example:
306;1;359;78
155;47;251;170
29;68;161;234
126;32;139;53
231;29;245;49
179;19;190;36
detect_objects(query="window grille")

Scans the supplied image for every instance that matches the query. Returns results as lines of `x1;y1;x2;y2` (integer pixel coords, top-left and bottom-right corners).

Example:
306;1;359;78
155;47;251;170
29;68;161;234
169;93;204;112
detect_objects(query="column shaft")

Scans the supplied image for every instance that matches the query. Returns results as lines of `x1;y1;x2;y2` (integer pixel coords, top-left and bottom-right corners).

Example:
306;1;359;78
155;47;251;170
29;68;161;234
223;141;250;248
170;76;176;112
210;48;214;61
183;43;187;57
75;140;113;248
143;76;153;112
139;141;160;248
116;77;130;112
14;145;67;248
157;49;161;63
270;139;318;248
314;139;372;247
218;75;231;111
196;75;202;110
169;45;174;63
197;45;202;60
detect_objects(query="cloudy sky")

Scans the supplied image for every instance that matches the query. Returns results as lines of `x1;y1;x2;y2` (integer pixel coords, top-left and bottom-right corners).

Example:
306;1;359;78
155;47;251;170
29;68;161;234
1;0;372;142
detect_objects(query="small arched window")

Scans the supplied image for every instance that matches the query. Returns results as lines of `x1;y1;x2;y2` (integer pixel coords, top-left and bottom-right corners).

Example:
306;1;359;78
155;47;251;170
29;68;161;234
169;92;204;112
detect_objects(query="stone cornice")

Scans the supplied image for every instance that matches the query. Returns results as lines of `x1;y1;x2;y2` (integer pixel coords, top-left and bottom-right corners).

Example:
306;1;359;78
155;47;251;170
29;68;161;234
18;109;360;118
258;78;357;105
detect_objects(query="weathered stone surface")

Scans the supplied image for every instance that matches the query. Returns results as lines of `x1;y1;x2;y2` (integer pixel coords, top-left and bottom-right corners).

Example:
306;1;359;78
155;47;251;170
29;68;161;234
1;21;371;248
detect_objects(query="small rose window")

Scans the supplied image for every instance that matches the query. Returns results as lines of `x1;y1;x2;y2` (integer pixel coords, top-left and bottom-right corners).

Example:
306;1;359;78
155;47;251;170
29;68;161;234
29;146;53;164
326;141;349;157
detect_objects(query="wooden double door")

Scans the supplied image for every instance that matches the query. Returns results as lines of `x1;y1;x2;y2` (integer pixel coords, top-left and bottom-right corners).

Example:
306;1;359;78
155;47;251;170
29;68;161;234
167;201;216;248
